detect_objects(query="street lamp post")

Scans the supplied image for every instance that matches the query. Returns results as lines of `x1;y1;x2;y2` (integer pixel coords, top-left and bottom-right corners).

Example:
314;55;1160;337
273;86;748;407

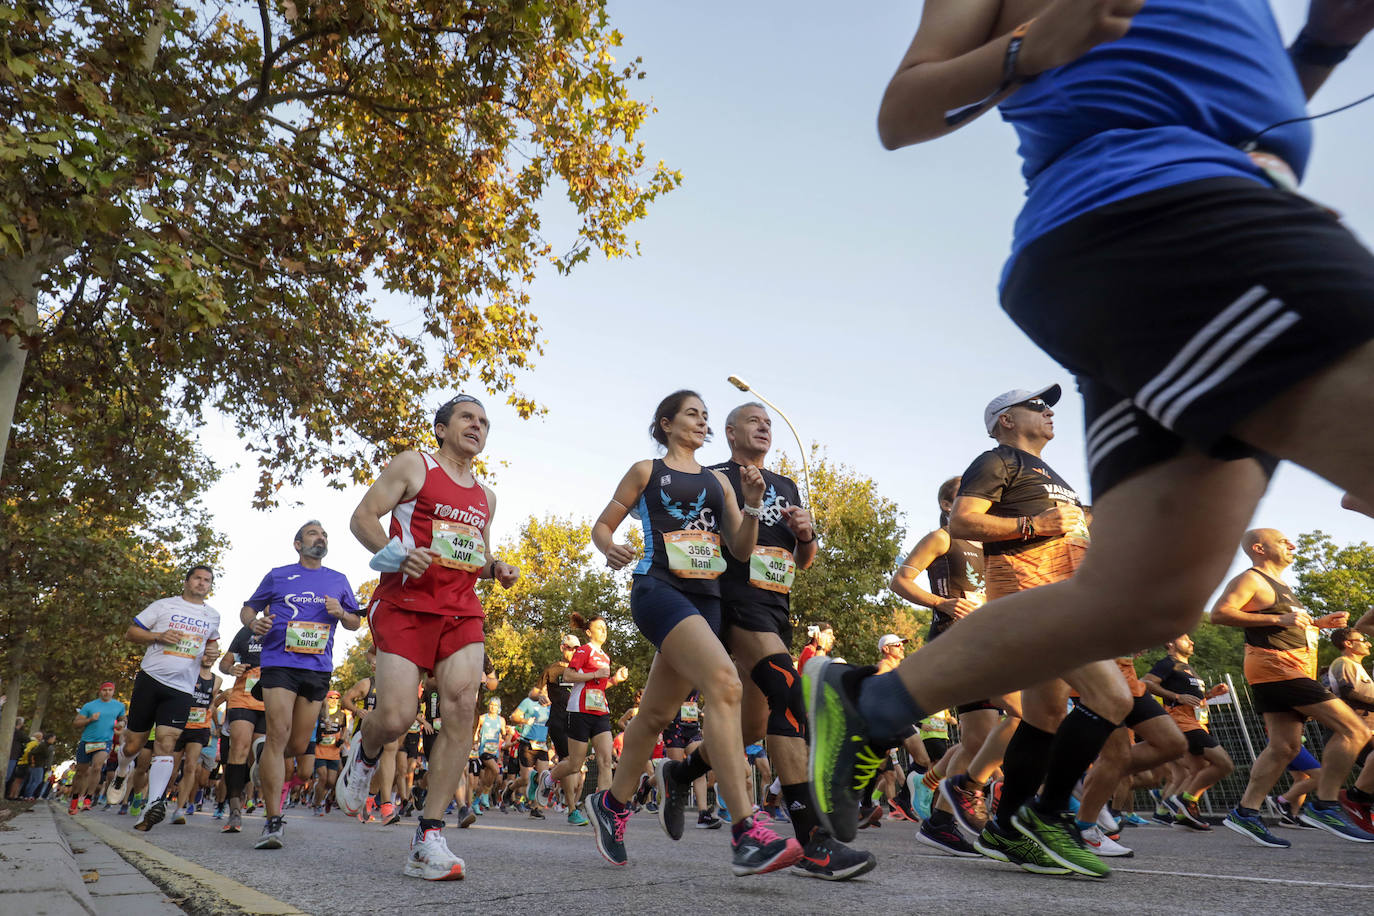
726;375;812;505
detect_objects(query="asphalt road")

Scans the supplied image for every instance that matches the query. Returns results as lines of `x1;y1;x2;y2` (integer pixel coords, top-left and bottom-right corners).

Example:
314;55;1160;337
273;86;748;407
73;803;1374;915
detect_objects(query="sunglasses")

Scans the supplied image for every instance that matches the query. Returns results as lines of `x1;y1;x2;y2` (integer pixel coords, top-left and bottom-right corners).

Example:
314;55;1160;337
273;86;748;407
1016;398;1051;413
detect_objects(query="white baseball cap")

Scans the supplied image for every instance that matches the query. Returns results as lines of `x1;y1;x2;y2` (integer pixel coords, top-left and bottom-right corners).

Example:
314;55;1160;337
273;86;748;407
561;634;580;648
983;383;1062;435
878;634;909;651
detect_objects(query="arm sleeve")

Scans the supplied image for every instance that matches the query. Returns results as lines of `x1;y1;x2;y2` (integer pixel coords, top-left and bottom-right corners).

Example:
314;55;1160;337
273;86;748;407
245;572;276;612
339;576;361;614
1332;659;1374;712
569;646;590;673
1146;658;1174;682
956;451;1011;502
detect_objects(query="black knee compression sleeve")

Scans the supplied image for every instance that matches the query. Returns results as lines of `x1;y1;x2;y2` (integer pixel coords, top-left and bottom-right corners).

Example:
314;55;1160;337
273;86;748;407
751;654;806;740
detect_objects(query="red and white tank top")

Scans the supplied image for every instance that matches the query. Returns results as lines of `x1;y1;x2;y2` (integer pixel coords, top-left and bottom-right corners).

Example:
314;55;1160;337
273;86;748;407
566;644;611;716
370;453;489;618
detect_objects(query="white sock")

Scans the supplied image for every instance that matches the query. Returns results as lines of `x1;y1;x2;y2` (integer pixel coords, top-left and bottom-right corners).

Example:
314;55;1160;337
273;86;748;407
115;745;134;776
768;777;781;795
148;756;174;802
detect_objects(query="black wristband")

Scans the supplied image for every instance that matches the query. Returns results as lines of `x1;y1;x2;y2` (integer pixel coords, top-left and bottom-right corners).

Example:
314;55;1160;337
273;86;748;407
796;533;817;545
1290;28;1357;68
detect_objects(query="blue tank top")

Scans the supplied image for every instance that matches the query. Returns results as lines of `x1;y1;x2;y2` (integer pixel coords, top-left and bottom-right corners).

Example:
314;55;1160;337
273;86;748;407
998;0;1311;284
478;714;502;755
633;458;729;597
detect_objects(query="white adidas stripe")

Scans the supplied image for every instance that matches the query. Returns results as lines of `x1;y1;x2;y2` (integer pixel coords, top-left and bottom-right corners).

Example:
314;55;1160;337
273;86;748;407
1135;285;1267;413
1160;310;1301;427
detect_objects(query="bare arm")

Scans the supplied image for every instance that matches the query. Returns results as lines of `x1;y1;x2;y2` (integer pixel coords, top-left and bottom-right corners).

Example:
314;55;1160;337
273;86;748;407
711;467;762;563
351;450;427;553
341;678;369;717
877;0;1143;148
1209;571;1288;628
891;528;954;609
125;624;179;647
1292;0;1374;99
593;461;652;569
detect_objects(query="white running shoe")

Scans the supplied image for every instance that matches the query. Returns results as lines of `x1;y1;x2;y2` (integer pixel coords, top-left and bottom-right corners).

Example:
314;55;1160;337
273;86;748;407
1079;824;1134;857
404;827;466;881
337;738;377;817
1095;806;1121;835
535;769;555;808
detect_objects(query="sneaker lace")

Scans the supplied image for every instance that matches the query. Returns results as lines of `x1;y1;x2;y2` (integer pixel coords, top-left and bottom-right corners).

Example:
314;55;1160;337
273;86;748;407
850;745;885;792
611;807;631;842
744;817;784;845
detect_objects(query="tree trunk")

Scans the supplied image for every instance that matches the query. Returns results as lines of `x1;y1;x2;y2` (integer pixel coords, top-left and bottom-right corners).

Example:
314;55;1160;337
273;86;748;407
0;640;29;779
0;245;51;478
29;682;50;735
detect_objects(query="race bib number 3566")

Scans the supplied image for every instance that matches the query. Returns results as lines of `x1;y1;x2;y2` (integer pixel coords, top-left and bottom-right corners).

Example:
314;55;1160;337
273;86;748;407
430;519;486;573
749;546;795;593
663;531;726;579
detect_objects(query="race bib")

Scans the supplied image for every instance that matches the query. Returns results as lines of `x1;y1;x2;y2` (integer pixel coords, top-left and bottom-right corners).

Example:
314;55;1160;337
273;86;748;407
430;519;486;573
481;738;499;755
748;546;795;593
319;733;337;746
584;688;609;714
1196;706;1210;727
1061;502;1091;548
84;741;107;754
165;630;206;659
187;707;209;726
680;702;699;723
663;530;726;579
530;740;546;750
285;620;330;654
245;675;260;695
408;720;421;733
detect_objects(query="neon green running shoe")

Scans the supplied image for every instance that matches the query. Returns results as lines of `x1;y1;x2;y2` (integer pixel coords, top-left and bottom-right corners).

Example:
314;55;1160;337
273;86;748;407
803;656;885;844
1012;804;1111;878
973;823;1070;875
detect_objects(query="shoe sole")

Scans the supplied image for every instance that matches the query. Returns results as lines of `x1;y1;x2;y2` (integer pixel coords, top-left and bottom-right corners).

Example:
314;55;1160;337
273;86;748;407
971;836;1068;874
1081;840;1135;858
460;810;477;828
803;656;855;844
338;740;368;817
732;838;803;877
1298;811;1374;842
1222;816;1290;848
652;758;684;841
254;837;283;850
583;795;628;866
915;828;981;858
134;802;167;832
404;861;465;881
1011;813;1110;878
790;852;878;881
106;778;129;806
938;777;986;839
1174;818;1212;831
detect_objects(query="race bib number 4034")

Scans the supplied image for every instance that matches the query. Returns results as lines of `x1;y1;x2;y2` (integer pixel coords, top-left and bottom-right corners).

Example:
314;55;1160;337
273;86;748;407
663;531;726;579
286;621;330;654
430;519;486;573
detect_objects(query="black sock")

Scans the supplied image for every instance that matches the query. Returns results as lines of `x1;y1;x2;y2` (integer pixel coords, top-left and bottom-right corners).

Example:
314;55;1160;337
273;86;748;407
1034;705;1120;816
677;748;711;782
996;722;1055;831
418;816;444;833
928;807;953;828
781;782;819;845
1349;786;1374;805
1236;805;1259;818
225;763;247;802
359;744;381;767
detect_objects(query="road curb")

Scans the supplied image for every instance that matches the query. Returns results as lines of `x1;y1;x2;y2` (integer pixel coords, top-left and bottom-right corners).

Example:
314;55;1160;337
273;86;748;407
74;817;307;915
0;802;97;915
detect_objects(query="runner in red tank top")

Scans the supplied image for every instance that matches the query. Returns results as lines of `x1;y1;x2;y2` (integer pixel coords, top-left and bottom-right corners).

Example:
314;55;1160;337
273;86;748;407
344;394;521;882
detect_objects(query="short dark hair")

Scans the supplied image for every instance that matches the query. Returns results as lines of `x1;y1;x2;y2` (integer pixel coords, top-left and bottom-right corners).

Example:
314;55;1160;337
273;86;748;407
1333;627;1361;651
294;520;324;543
186;565;214;581
435;395;487;447
650;390;711;447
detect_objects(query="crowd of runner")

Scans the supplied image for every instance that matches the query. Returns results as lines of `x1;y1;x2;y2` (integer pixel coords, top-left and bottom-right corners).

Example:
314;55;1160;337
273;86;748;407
19;0;1374;895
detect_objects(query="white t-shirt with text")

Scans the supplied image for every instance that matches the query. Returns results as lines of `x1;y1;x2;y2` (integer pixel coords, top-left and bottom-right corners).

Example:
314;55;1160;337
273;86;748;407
134;596;221;694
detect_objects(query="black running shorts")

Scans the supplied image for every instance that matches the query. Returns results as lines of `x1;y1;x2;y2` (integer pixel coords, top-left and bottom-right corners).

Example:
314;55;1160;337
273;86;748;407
1123;694;1169;729
1185;729;1221;756
126;670;192;733
257;666;331;703
721;598;794;648
1003;178;1374;497
1251;677;1337;716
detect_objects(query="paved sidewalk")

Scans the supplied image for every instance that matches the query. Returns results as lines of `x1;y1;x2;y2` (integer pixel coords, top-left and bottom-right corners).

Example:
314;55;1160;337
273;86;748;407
0;802;181;916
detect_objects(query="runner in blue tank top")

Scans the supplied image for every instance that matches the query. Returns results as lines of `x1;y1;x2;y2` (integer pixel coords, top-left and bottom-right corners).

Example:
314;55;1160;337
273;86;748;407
807;0;1374;863
582;389;802;877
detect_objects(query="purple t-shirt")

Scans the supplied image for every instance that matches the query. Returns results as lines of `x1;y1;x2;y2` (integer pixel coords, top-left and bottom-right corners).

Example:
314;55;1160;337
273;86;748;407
245;564;358;672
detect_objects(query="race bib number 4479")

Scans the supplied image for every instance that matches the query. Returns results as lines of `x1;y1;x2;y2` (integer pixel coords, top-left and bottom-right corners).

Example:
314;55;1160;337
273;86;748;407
663;531;726;579
430;519;486;573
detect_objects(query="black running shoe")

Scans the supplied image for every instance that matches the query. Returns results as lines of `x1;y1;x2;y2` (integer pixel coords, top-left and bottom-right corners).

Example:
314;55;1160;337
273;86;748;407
791;830;878;880
916;818;981;858
654;757;689;841
584;791;630;866
254;816;285;850
133;798;167;832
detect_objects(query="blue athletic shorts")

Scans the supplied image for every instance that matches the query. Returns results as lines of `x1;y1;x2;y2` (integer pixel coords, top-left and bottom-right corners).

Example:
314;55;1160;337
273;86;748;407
1288;747;1320;772
630;576;721;649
